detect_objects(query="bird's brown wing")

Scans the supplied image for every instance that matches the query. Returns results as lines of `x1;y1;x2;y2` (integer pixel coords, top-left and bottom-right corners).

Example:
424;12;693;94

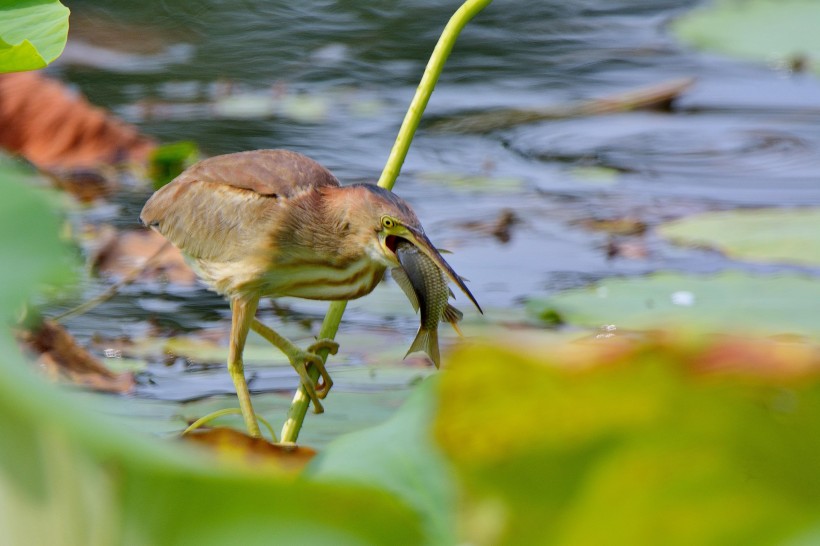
140;149;339;262
179;149;340;197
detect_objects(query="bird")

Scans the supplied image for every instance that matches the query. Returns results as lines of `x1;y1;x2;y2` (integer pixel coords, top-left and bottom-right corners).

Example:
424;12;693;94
140;149;480;438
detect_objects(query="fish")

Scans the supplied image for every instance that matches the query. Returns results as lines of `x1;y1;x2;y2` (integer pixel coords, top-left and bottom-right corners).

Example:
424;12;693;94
392;239;464;368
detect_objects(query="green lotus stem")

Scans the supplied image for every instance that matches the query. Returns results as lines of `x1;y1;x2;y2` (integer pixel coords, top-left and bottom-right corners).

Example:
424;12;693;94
280;0;493;444
184;407;278;442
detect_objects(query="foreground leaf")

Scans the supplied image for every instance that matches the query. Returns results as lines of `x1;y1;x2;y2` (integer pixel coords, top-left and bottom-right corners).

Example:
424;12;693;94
311;379;457;544
435;336;820;545
0;0;69;72
0;166;75;317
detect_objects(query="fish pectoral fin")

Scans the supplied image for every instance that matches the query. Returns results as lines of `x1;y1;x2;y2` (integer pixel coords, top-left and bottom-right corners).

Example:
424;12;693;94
442;305;464;337
405;328;440;368
391;267;420;312
442;304;463;323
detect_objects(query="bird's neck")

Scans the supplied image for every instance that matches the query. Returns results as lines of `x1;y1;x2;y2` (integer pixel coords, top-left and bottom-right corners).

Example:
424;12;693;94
320;185;387;263
272;186;372;264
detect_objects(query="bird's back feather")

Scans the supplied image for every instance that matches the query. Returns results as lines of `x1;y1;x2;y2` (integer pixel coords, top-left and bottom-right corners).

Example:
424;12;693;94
140;149;339;263
176;149;340;197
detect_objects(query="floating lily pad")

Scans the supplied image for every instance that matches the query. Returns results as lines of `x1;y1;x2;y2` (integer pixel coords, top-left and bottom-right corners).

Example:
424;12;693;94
567;165;620;184
659;208;820;267
417;171;525;193
528;271;820;339
673;0;820;75
0;0;69;72
179;364;430;446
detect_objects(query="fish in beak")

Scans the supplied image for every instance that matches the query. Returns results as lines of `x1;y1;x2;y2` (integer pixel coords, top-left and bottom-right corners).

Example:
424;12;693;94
399;227;483;314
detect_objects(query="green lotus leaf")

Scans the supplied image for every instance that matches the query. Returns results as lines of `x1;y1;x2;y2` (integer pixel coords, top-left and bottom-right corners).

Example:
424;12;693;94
0;0;70;72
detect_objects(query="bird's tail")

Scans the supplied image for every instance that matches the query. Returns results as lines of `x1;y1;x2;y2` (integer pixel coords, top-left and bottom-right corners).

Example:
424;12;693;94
405;327;440;369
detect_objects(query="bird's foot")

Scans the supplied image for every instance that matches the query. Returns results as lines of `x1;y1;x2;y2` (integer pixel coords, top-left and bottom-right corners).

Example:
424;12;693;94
288;339;338;414
306;339;338;397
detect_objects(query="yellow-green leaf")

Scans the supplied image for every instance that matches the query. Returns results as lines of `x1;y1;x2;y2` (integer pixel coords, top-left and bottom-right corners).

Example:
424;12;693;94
0;0;70;73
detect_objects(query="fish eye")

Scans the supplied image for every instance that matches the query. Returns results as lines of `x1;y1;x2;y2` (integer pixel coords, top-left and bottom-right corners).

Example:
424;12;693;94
381;216;396;229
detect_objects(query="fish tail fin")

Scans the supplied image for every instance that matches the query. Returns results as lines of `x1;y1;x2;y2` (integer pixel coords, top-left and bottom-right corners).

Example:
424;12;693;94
405;327;440;368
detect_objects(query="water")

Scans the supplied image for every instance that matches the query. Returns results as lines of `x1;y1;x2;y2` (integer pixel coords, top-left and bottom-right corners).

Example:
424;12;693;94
50;1;820;423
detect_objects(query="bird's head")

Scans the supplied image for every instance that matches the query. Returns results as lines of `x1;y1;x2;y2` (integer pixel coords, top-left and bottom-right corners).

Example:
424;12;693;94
347;183;481;312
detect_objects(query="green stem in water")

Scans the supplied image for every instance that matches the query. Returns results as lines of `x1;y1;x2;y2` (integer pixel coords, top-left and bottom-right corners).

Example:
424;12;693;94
280;0;493;445
183;407;278;443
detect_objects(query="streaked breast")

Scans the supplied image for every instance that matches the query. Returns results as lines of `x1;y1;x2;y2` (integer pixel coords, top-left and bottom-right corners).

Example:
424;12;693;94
261;256;386;301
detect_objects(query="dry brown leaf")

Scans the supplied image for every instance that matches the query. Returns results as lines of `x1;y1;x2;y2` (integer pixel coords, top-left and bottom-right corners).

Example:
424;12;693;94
20;319;135;393
579;217;648;236
183;427;317;473
605;238;650;260
459;208;521;244
0;71;156;171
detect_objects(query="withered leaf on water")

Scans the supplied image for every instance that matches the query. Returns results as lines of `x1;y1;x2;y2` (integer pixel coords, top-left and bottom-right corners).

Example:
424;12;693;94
19;319;135;394
91;228;196;285
0;72;156;171
458;208;521;244
183;427;317;473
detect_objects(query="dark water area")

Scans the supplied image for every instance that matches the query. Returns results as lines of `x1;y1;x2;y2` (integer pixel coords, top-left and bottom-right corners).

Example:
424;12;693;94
50;0;820;416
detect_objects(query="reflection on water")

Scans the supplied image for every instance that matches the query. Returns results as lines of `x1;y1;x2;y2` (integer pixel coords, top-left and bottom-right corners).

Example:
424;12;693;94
53;0;820;405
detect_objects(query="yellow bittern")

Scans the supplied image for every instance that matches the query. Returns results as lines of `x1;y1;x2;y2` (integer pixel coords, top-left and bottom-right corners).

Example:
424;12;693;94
140;149;479;438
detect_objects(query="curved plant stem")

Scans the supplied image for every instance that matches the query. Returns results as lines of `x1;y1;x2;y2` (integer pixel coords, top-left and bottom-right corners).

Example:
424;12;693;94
280;0;493;444
183;407;278;443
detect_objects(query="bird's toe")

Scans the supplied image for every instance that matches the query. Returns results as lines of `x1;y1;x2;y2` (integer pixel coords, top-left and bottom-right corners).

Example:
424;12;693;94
307;338;340;356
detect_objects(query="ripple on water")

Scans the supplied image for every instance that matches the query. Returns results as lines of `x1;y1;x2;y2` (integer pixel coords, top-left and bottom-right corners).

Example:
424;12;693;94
506;111;820;205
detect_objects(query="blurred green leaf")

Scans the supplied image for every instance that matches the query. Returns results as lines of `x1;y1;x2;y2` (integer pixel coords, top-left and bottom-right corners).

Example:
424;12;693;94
528;272;820;339
673;0;820;75
0;0;69;73
310;379;457;544
435;339;820;545
149;141;201;190
0;162;76;319
660;208;820;267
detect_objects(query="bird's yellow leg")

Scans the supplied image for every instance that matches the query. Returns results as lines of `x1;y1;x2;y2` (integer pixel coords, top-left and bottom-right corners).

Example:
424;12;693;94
250;318;337;414
227;296;262;437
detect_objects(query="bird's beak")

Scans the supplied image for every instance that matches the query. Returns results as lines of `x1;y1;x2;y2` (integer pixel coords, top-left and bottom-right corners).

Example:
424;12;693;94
402;228;483;314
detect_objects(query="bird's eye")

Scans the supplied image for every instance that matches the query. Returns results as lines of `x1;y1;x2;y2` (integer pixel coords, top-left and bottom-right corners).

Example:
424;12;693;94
381;217;395;229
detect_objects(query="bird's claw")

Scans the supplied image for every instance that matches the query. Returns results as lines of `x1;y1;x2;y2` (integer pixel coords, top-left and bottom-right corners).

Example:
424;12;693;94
290;339;338;413
307;339;339;358
305;339;337;398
